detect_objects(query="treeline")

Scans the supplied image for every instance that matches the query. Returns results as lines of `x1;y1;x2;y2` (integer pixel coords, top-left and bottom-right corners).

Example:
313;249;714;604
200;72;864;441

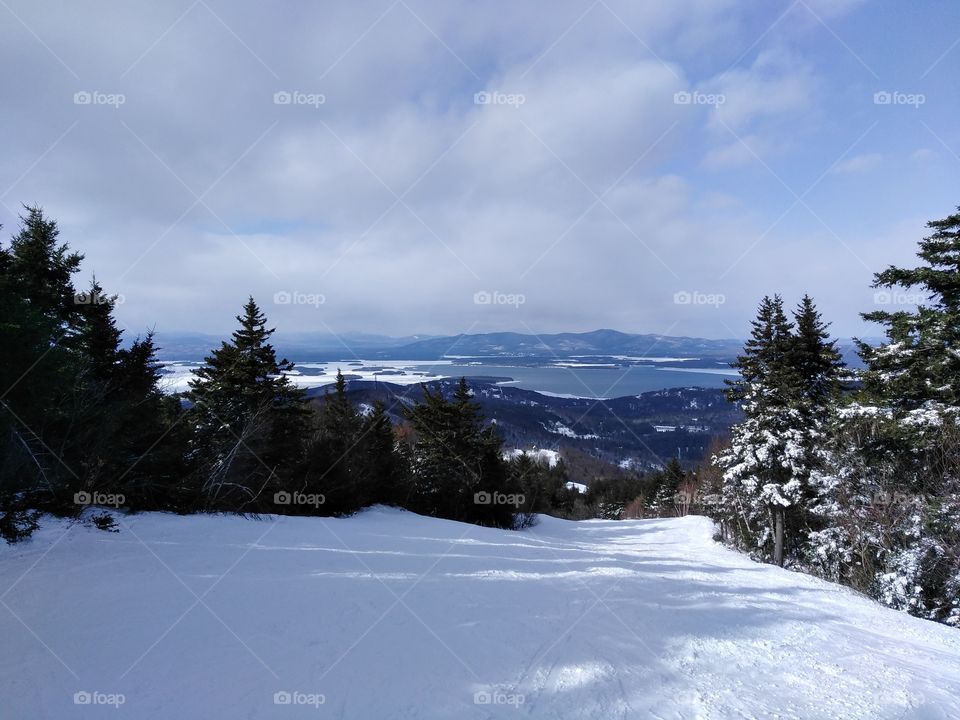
700;206;960;627
0;206;626;538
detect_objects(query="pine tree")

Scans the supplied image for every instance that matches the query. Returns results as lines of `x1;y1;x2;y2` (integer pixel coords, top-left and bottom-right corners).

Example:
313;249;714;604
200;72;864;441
188;297;308;510
303;370;364;515
74;277;122;383
1;209;180;529
859;206;960;410
790;295;844;407
818;206;960;625
716;295;843;566
405;379;517;528
356;400;410;507
6;205;83;328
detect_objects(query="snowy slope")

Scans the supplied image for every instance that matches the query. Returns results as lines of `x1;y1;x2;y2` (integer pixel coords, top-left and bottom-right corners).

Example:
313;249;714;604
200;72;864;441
2;510;959;719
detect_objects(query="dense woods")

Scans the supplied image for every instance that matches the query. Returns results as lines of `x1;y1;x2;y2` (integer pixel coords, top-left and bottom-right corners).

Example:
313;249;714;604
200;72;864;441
705;207;960;627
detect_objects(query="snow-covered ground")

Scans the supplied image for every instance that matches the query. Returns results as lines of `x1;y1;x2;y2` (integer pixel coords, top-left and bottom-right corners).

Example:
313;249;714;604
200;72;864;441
2;510;959;719
158;360;454;393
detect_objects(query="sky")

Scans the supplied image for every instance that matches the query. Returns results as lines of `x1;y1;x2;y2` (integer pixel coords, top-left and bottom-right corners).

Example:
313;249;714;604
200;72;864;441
1;0;958;342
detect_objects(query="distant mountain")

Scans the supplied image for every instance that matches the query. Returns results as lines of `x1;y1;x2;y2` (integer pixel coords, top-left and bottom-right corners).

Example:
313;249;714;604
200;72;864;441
152;331;440;360
152;327;868;366
382;330;744;360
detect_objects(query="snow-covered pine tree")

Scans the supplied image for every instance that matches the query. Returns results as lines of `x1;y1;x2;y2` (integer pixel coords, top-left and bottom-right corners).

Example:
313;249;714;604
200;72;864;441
817;207;960;625
716;295;843;566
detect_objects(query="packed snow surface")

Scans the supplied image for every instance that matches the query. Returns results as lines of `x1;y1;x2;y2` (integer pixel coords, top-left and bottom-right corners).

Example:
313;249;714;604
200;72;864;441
2;509;959;719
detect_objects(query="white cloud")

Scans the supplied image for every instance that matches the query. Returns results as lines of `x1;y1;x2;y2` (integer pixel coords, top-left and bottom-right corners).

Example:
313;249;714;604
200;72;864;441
829;152;882;175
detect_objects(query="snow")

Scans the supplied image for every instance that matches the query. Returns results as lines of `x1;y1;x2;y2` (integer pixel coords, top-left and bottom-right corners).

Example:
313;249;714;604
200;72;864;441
159;360;455;393
564;481;588;493
2;509;959;719
504;448;561;467
543;421;599;440
657;366;740;376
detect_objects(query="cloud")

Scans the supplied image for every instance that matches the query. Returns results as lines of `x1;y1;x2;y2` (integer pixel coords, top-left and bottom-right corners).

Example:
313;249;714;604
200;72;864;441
0;0;950;342
829;152;882;175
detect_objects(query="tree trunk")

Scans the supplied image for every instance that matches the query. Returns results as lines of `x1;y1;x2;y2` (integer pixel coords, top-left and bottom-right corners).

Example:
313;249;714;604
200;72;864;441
773;507;784;567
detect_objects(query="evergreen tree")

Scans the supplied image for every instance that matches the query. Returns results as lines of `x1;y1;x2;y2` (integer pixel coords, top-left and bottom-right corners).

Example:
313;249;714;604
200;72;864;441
811;207;960;624
0;208;179;532
73;277;122;382
716;295;842;566
790;295;844;407
405;379;517;528
858;207;960;410
302;370;364;515
6;205;83;327
356;400;410;508
188;297;308;511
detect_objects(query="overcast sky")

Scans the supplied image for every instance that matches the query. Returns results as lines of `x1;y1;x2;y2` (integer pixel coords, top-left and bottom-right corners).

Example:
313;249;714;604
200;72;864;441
2;0;958;341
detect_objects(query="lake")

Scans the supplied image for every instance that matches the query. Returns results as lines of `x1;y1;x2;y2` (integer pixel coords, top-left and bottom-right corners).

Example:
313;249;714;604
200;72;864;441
161;358;737;399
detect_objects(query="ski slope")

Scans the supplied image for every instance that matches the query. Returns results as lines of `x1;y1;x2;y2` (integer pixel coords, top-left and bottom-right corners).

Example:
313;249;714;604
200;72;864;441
2;509;959;719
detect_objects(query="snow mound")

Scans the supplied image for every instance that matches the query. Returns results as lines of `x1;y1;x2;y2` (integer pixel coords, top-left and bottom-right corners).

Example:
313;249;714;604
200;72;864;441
1;510;958;719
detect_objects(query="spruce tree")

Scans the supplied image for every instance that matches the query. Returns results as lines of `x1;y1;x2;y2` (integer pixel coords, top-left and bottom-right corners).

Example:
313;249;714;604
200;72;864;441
303;370;364;515
717;295;835;566
188;297;307;510
859;206;960;410
356;400;410;507
405;378;517;528
6;205;83;328
820;206;960;624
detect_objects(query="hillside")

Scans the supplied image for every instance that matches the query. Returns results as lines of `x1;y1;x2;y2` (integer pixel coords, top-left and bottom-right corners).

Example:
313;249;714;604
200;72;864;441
323;379;742;470
2;510;958;719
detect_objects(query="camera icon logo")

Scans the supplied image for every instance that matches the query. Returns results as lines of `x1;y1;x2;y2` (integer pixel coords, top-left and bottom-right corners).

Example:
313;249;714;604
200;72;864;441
74;691;92;705
273;691;292;705
274;91;292;105
274;491;292;505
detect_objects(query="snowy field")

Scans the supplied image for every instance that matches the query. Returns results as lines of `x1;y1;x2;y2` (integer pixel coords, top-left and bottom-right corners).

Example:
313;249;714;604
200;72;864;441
2;510;959;719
